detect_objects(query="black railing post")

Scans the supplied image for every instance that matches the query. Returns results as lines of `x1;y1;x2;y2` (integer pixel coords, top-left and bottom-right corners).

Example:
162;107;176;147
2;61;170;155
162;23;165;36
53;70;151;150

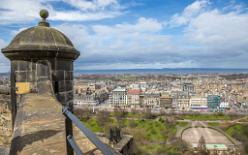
63;107;117;155
65;103;74;155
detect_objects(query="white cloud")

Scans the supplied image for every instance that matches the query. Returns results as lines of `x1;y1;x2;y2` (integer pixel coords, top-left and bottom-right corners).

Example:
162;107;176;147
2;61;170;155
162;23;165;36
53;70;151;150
223;0;246;13
147;0;248;69
169;0;209;27
64;0;119;11
116;17;163;33
50;10;122;21
0;39;9;72
0;0;123;24
55;0;248;69
185;10;248;48
93;17;163;34
0;0;47;24
75;61;196;70
50;0;123;21
1;0;248;71
4;16;166;72
56;17;174;68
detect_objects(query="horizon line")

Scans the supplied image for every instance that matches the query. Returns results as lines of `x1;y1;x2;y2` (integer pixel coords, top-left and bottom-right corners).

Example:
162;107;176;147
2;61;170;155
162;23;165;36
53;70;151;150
75;68;248;71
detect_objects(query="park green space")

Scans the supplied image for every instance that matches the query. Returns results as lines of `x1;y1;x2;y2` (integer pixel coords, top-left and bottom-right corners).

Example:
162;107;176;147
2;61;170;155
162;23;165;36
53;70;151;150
81;113;188;155
207;122;220;127
78;110;246;154
226;124;248;153
181;113;241;121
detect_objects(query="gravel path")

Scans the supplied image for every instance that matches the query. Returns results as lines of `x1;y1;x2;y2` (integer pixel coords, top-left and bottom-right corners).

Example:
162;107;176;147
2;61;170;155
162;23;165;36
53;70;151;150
182;127;232;145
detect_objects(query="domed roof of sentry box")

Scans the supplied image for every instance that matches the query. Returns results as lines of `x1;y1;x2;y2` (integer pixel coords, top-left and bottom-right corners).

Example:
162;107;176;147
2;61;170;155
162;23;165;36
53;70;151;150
1;9;80;60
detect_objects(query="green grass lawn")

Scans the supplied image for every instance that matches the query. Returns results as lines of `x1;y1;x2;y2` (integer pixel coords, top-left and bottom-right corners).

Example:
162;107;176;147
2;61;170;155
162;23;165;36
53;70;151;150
182;113;239;121
127;112;143;118
226;124;243;136
226;124;248;154
81;114;182;155
176;122;189;127
83;117;103;132
207;122;220;127
133;119;168;141
78;110;245;154
124;119;180;154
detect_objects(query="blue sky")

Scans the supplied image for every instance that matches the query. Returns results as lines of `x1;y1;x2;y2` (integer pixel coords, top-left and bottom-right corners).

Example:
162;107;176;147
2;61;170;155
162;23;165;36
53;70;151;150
0;0;248;72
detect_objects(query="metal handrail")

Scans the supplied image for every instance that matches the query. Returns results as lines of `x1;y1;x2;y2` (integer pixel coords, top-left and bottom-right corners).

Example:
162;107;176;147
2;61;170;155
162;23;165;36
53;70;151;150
62;107;117;155
67;135;84;155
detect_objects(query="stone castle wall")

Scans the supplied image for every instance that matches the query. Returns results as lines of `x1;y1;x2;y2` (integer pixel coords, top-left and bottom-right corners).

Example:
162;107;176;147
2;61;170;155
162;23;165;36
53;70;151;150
0;93;12;152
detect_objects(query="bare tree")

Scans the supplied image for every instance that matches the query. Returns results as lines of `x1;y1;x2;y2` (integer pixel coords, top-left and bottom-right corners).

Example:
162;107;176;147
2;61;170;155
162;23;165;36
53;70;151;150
74;108;91;121
113;107;128;128
96;110;110;127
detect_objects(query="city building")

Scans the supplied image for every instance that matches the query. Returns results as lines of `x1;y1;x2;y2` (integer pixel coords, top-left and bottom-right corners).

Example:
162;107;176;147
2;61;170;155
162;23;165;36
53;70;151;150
127;89;141;108
139;82;147;91
160;95;173;109
74;83;96;95
207;95;221;111
140;92;160;109
182;83;195;94
219;102;230;111
173;91;190;111
241;102;248;110
74;94;96;105
129;83;139;89
110;87;128;107
177;97;190;111
190;97;208;111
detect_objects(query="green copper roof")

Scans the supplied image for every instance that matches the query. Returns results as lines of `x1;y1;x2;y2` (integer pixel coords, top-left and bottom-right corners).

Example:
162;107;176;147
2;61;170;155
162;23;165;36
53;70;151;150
206;144;228;150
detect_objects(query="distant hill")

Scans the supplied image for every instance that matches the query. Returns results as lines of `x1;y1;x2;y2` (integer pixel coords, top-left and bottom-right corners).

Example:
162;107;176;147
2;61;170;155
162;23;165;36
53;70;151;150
75;68;248;75
0;73;9;76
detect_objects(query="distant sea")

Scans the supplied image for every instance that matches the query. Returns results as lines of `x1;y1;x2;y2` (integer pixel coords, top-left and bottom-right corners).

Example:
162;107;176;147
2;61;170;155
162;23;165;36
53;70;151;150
75;68;248;75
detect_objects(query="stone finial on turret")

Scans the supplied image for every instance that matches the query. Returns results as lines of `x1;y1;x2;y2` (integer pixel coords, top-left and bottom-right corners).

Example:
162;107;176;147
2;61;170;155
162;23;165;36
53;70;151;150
38;9;50;27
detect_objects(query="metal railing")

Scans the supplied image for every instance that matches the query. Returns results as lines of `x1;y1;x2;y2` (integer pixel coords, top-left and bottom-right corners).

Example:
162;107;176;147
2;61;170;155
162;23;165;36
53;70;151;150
62;106;118;155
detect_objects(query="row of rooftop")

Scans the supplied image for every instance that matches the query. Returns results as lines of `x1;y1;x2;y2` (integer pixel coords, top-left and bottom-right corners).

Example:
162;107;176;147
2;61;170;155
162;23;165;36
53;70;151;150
73;77;248;113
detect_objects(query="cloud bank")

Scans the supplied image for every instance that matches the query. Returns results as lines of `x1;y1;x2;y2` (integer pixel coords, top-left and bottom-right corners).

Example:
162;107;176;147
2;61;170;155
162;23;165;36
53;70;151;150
0;0;123;24
0;0;248;72
56;0;248;69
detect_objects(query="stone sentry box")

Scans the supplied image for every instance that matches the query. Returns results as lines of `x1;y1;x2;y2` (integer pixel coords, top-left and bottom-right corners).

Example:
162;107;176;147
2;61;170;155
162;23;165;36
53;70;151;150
1;9;80;124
